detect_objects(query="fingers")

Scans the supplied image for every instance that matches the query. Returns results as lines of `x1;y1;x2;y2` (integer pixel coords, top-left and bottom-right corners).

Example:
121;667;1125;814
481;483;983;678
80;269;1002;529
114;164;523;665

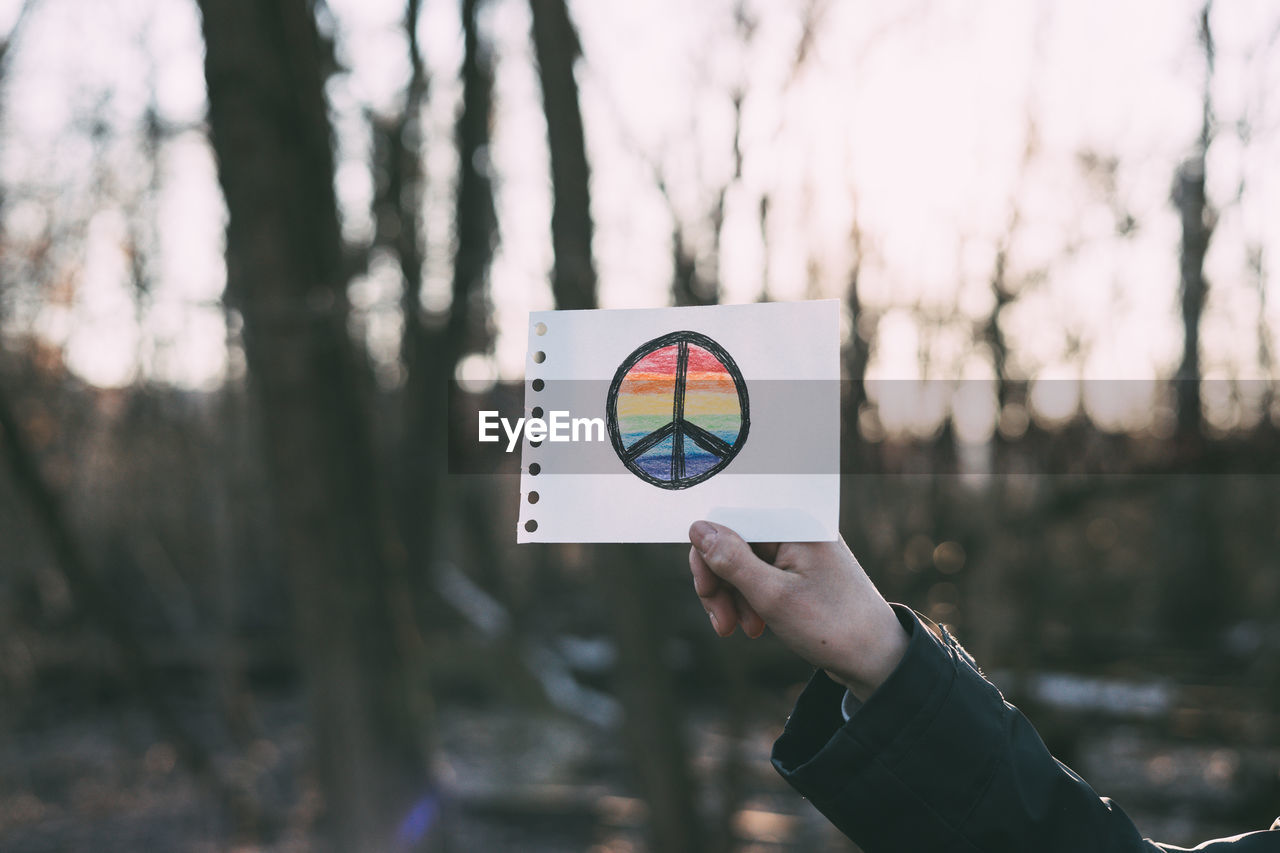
733;589;766;638
690;545;768;639
688;543;720;597
690;546;740;637
689;521;786;614
750;542;780;564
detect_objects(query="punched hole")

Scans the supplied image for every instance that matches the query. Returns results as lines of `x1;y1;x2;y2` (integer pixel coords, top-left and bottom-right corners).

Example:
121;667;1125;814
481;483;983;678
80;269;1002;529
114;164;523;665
524;519;538;533
534;322;547;336
530;440;542;448
532;351;546;364
532;406;544;419
532;378;545;392
529;463;541;476
528;491;540;504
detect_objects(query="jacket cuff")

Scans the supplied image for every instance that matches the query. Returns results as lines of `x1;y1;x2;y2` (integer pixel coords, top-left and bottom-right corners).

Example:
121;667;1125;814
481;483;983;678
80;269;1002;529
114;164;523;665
771;605;1007;839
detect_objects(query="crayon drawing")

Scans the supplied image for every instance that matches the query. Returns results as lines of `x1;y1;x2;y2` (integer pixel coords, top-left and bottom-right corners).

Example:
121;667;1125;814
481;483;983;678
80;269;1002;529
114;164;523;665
606;331;750;490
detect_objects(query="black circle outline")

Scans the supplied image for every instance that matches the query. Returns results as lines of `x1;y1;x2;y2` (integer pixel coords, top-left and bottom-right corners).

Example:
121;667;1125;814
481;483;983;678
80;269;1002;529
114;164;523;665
605;330;750;490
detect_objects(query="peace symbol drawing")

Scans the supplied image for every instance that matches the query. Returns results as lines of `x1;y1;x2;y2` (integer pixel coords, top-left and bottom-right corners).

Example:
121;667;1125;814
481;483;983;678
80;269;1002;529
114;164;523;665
605;331;750;490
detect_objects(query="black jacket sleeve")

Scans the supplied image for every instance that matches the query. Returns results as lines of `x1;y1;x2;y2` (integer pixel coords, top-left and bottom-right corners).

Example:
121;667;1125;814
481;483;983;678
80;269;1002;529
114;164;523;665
771;605;1280;852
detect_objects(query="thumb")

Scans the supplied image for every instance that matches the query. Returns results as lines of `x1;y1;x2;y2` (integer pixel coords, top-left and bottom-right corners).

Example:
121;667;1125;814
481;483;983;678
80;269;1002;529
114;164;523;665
689;521;785;611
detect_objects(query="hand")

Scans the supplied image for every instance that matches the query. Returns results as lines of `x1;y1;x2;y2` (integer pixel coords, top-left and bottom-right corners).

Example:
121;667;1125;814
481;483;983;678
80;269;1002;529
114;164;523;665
688;520;910;702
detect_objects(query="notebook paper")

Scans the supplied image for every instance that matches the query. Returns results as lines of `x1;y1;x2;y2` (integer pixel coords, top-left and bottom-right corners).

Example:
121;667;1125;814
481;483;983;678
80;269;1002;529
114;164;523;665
518;300;840;543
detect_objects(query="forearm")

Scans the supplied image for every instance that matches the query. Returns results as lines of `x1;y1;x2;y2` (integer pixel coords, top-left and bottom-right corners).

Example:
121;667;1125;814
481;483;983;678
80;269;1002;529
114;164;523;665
687;526;1277;850
773;606;1165;852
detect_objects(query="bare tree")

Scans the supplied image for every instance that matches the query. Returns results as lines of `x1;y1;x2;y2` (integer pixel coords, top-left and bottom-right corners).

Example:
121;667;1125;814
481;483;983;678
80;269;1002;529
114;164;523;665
530;3;706;849
449;0;498;353
530;0;597;311
390;0;498;623
196;2;434;849
374;0;438;620
0;0;272;837
1173;1;1217;444
1162;1;1225;648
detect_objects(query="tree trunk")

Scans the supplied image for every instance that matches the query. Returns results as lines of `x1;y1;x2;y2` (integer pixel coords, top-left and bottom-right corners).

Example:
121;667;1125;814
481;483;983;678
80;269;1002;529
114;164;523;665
1173;2;1215;446
396;0;497;625
842;207;871;477
196;2;434;849
529;0;597;311
449;0;498;354
1164;2;1223;647
529;4;706;848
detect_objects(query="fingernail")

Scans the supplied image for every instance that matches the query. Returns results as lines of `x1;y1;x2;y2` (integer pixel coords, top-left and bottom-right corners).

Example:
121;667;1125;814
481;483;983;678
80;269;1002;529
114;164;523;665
708;610;720;632
690;521;716;553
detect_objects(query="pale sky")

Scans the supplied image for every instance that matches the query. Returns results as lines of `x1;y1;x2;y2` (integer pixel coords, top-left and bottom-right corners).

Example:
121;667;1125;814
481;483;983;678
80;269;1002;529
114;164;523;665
0;0;1276;436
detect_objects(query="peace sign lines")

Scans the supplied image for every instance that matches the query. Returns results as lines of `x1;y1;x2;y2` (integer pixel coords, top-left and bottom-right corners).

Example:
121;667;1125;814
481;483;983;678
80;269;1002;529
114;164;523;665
606;330;750;490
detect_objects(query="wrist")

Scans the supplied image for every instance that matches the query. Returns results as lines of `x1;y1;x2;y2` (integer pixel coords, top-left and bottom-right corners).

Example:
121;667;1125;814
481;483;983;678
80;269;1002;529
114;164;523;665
825;606;910;702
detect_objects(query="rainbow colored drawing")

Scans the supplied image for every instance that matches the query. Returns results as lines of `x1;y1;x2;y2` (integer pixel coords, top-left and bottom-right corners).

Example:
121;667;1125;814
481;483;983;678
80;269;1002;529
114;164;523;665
606;331;749;489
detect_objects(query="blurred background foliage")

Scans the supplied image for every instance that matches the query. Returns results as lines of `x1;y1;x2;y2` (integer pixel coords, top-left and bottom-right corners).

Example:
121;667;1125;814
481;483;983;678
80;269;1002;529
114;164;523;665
0;0;1278;850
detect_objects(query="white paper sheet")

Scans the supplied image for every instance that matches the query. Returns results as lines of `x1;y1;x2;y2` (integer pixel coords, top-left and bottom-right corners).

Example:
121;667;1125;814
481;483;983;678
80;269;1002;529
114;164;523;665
517;300;840;543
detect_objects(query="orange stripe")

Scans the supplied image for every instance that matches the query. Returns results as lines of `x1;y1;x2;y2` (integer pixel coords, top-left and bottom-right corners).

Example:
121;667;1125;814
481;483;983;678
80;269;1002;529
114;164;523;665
618;378;675;396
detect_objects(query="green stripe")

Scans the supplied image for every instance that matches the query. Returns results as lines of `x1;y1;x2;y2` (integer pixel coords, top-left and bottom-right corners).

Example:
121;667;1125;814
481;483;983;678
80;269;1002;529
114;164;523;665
618;414;671;434
683;413;740;432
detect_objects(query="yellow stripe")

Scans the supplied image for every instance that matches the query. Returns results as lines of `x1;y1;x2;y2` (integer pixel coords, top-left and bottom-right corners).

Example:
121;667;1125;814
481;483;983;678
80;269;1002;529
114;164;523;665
683;391;740;417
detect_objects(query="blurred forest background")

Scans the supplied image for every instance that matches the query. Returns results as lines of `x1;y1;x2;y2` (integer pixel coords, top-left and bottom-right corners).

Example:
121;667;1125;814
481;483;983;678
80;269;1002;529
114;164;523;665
1;0;1279;851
